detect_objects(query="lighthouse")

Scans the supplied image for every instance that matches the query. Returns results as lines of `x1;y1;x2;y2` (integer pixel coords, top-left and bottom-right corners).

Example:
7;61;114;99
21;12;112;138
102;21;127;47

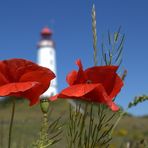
37;27;57;97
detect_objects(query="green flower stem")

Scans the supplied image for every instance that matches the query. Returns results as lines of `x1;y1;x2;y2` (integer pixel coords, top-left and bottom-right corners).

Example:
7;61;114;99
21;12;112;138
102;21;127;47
43;113;48;126
8;97;16;148
32;99;50;147
78;103;88;147
43;113;48;139
87;103;93;147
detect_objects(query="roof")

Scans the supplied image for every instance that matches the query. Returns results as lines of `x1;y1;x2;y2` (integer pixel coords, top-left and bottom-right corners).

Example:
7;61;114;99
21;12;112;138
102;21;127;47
41;27;52;36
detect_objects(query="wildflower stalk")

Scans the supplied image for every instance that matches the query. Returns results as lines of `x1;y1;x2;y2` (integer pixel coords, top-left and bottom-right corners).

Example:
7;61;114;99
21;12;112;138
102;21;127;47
8;97;16;148
67;6;100;147
92;4;98;66
91;5;121;147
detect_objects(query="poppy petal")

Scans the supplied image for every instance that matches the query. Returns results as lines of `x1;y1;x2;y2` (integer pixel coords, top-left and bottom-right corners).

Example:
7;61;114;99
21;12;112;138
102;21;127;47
0;82;39;96
0;58;38;81
66;70;77;85
106;101;119;111
85;66;118;83
0;58;54;81
20;70;55;106
21;85;43;106
74;59;87;84
109;75;124;99
83;84;110;103
82;85;120;111
53;84;100;101
75;59;83;69
85;66;122;95
0;72;9;86
0;61;11;81
20;70;55;91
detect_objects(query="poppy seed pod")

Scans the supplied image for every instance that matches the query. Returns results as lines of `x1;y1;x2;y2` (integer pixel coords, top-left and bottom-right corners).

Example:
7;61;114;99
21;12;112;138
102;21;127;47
40;99;49;114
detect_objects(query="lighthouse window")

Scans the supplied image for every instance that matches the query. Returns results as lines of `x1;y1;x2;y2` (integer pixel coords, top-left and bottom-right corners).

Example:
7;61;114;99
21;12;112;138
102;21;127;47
50;50;52;55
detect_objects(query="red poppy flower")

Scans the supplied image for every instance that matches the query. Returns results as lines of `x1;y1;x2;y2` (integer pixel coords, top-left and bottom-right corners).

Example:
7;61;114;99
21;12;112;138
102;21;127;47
50;59;123;111
0;58;55;106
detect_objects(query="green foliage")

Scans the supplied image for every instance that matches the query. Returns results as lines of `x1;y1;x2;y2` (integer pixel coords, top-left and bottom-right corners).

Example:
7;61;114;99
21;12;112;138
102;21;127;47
0;100;148;147
128;95;148;108
101;27;124;66
67;103;117;148
90;4;126;147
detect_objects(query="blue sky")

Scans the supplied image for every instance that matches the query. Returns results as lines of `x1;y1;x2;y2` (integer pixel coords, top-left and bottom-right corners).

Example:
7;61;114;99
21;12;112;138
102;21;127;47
0;0;147;116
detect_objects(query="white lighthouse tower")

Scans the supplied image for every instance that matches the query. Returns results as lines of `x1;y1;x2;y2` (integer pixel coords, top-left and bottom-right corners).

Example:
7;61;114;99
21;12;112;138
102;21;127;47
37;27;57;97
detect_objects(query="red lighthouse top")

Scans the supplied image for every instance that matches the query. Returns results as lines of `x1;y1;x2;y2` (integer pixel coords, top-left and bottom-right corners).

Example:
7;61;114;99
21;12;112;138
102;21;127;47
41;27;52;37
38;27;54;47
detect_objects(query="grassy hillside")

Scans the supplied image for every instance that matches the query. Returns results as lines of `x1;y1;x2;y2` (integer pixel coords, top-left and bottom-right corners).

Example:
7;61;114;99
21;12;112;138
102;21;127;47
0;99;147;148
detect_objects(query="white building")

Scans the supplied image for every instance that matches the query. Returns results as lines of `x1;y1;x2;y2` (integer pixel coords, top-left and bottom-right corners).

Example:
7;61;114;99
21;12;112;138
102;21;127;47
37;27;57;97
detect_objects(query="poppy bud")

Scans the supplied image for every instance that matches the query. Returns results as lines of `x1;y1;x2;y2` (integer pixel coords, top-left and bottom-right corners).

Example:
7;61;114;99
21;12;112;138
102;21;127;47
40;99;49;114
